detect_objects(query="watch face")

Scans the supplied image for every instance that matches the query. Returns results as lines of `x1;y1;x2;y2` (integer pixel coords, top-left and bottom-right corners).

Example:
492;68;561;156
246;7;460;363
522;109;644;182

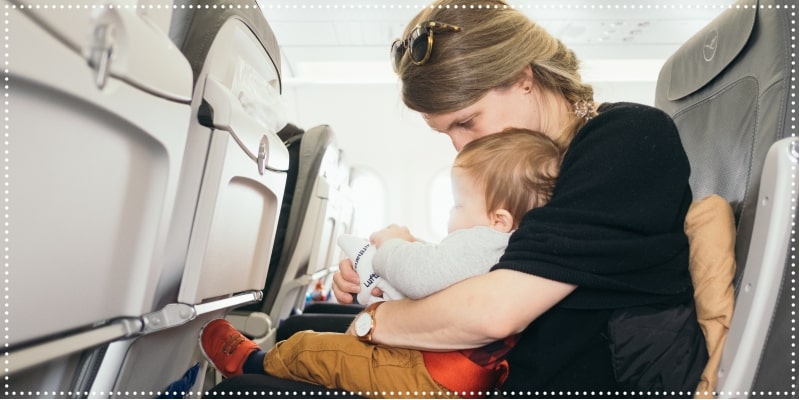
355;312;372;337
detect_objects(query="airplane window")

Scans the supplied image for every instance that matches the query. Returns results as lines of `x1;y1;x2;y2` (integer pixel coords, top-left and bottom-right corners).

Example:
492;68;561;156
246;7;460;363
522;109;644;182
349;168;387;238
429;168;453;241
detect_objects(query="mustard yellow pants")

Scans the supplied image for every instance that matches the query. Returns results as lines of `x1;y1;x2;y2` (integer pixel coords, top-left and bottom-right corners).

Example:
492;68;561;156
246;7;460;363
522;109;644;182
263;330;459;399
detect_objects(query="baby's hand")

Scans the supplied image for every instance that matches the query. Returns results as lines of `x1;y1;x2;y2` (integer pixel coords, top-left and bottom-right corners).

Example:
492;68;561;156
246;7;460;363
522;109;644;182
369;224;415;249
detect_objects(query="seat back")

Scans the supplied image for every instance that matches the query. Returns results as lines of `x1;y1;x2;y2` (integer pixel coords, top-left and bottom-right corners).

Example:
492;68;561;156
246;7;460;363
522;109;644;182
88;0;289;394
654;0;797;395
265;125;352;319
231;123;307;311
4;1;194;394
5;0;289;395
230;124;353;349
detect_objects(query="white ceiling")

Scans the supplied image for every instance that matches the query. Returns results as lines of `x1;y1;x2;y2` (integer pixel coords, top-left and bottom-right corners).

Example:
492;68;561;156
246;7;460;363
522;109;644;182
257;0;735;84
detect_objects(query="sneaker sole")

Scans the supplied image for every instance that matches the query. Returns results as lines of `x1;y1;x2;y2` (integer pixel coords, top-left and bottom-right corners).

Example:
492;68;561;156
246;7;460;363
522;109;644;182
197;318;223;377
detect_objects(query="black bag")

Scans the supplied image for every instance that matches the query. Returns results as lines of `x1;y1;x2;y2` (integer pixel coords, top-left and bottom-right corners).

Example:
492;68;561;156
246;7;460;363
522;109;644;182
607;301;708;393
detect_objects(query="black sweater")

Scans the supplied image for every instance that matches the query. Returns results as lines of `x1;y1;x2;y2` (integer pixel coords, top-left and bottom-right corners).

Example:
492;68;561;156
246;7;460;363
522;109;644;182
494;102;694;308
493;103;704;392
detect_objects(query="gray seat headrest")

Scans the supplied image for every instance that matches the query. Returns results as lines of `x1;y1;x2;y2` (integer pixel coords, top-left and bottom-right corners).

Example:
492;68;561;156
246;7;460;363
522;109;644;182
665;5;755;101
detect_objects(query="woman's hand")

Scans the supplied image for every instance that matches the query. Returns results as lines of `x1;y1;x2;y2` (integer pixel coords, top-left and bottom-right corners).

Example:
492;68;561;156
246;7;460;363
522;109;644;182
333;258;385;304
369;224;415;249
332;258;361;304
334;224;413;304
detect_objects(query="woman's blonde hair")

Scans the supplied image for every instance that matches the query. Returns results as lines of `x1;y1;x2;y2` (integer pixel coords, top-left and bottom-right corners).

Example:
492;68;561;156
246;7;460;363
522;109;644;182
396;0;595;147
453;128;563;228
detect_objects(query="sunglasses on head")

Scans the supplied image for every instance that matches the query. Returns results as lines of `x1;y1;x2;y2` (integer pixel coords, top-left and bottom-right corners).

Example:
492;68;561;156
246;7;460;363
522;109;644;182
390;21;462;72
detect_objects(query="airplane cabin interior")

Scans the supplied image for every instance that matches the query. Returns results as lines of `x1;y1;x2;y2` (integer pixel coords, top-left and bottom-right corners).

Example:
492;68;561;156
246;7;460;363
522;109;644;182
2;0;798;398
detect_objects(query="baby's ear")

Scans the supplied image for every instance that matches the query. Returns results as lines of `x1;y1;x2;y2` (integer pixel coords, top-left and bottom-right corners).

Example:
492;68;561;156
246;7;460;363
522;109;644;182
491;209;515;233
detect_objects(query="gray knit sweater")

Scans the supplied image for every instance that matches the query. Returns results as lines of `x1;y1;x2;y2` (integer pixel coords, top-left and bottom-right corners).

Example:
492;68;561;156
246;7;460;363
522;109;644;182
371;226;510;299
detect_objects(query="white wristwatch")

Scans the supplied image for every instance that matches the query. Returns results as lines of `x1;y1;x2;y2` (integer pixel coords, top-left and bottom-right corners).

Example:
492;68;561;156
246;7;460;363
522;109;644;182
355;301;385;342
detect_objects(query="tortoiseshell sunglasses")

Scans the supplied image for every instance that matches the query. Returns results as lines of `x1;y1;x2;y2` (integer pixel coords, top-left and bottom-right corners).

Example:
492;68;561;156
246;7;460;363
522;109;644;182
390;21;462;71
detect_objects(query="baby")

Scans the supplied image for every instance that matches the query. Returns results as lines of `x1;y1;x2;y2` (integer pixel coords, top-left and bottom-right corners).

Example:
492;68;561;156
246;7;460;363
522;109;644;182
201;128;563;398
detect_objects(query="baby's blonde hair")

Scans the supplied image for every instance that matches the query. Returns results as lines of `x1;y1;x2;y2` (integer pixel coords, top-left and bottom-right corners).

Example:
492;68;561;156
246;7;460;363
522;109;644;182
453;128;563;228
397;0;595;147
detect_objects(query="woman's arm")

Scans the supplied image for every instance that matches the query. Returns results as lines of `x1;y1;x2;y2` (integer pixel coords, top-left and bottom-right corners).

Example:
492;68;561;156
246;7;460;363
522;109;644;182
348;268;576;350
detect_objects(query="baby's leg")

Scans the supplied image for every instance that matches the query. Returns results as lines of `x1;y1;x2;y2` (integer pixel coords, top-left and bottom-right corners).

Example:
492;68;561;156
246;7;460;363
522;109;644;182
264;330;455;398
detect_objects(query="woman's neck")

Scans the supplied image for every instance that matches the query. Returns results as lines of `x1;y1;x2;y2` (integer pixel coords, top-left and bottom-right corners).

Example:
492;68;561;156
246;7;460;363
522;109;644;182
539;92;574;141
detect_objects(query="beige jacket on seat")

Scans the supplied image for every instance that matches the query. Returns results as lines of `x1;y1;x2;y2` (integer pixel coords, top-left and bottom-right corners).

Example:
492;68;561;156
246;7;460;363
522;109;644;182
685;195;736;398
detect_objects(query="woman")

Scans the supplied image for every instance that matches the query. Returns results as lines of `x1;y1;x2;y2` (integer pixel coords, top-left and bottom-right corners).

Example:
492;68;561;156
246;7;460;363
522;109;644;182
208;0;708;396
331;0;708;394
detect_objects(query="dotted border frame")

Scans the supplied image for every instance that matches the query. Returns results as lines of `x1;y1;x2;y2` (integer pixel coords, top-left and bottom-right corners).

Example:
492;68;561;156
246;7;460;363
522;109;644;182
1;2;797;398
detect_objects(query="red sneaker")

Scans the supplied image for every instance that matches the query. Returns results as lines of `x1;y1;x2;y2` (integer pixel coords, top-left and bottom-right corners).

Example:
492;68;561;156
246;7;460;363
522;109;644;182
199;319;260;378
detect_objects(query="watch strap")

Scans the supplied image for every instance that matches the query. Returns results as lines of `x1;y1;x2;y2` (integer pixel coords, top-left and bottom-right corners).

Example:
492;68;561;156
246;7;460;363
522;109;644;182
358;301;385;342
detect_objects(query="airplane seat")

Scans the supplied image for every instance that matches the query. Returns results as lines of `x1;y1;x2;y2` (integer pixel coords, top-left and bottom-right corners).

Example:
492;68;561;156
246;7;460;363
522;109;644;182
227;124;354;351
206;123;353;395
4;1;196;396
83;0;291;395
654;0;798;396
220;122;303;340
